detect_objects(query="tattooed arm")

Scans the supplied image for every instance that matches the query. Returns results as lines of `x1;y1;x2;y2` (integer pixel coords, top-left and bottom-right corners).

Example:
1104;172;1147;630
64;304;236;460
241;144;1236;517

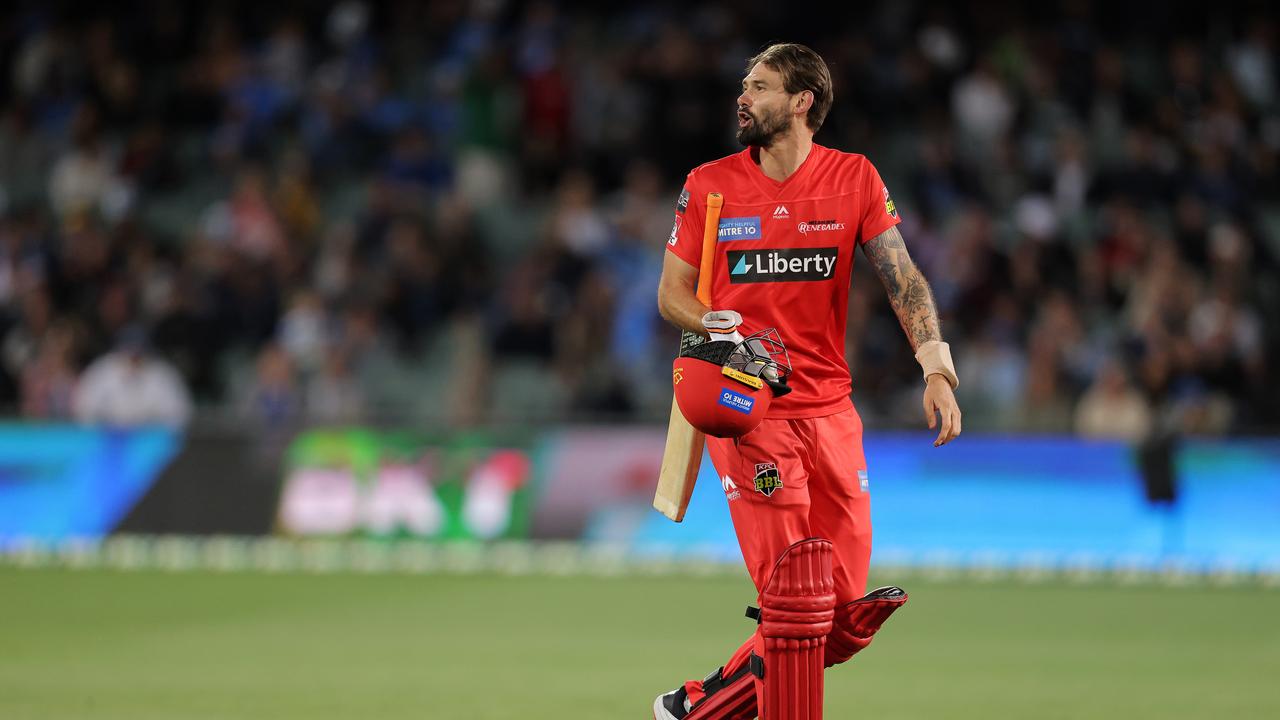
862;225;941;351
861;225;962;445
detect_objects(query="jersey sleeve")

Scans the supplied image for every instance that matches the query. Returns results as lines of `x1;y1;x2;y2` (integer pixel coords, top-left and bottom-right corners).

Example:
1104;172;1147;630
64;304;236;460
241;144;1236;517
665;177;704;268
856;160;901;244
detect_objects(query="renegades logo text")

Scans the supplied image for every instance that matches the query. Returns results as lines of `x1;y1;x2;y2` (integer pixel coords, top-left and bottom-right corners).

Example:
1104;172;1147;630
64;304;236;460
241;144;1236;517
797;219;845;234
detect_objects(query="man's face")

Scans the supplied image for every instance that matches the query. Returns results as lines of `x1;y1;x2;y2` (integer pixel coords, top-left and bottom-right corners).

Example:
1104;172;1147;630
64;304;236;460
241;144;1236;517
737;63;795;148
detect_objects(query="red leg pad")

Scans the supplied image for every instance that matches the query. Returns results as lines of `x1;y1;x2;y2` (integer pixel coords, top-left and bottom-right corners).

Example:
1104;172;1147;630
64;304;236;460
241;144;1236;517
824;586;908;667
759;538;836;720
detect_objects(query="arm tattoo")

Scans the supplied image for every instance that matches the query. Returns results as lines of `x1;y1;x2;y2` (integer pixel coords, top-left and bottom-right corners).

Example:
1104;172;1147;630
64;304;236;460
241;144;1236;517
862;226;942;350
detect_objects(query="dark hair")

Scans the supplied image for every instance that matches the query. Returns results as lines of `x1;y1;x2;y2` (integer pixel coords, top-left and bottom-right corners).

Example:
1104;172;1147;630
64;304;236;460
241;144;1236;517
746;43;834;132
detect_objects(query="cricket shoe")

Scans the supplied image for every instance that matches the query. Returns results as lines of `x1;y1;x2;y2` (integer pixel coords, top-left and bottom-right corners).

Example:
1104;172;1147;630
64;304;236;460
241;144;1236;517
653;687;690;719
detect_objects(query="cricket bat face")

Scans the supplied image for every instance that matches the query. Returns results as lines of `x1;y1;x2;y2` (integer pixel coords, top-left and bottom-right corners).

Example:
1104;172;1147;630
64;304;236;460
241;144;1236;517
654;192;722;522
654;329;708;521
653;396;704;522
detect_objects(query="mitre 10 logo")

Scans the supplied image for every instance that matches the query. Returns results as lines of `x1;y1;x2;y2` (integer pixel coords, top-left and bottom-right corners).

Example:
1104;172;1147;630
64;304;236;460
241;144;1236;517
726;247;838;283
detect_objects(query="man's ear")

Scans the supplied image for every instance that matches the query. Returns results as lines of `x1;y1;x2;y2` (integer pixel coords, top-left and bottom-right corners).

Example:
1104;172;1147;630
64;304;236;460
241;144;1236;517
793;90;813;117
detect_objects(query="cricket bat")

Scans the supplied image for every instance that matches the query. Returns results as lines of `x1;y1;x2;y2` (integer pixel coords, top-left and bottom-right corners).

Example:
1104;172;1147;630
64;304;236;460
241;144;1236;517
653;192;724;522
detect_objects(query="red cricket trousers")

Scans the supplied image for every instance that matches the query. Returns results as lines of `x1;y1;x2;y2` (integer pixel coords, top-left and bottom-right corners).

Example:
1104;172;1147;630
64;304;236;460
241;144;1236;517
680;405;872;710
708;405;872;602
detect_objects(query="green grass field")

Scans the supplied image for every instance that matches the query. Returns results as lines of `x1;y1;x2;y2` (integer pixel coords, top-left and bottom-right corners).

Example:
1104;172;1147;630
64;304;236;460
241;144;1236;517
1;567;1277;719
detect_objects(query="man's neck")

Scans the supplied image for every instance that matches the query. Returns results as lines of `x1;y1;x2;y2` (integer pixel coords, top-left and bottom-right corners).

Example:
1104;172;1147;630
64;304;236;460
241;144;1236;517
754;132;815;183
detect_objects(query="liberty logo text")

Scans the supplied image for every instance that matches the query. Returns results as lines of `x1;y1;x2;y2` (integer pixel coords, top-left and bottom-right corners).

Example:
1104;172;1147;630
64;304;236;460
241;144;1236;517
727;248;838;283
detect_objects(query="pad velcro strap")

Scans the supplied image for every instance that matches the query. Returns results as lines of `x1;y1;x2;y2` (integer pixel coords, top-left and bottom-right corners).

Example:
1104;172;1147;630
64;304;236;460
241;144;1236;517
914;340;958;389
700;660;756;699
682;658;758;720
749;653;765;679
745;605;761;623
700;667;726;697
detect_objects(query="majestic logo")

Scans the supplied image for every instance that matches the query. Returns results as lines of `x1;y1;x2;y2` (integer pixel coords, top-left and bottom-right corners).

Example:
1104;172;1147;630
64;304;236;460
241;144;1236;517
753;462;782;497
718;388;755;414
672;365;684;385
722;474;740;501
773;205;790;219
858;469;869;493
797;219;846;234
727;247;838;283
676;187;690;214
717;216;762;241
668;215;681;246
884;187;898;219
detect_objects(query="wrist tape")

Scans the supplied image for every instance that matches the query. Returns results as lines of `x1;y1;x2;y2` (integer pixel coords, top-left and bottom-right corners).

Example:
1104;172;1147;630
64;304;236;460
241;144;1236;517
915;340;958;389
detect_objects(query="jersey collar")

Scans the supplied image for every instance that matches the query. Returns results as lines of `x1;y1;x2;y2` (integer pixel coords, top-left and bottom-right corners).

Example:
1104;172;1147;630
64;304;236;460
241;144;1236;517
741;143;824;199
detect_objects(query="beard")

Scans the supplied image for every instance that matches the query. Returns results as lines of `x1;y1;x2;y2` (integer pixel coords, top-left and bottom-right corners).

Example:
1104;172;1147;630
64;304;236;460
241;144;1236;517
736;104;792;148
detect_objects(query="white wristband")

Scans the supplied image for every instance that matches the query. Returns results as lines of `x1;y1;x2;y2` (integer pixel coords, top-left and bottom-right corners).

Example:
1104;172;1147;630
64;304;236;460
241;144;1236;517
915;340;958;390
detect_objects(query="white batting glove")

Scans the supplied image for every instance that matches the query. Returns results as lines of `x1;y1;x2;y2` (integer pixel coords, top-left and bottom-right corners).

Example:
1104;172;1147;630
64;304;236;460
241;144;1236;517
702;310;744;345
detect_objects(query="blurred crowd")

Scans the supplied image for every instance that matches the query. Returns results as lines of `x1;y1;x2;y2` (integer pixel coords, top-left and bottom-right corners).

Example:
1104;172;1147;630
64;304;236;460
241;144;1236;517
0;0;1276;436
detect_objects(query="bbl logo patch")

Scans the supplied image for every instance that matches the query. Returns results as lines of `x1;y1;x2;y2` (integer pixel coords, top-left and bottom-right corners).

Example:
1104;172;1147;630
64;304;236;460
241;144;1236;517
883;187;898;219
667;215;681;246
676;187;690;214
753;462;783;497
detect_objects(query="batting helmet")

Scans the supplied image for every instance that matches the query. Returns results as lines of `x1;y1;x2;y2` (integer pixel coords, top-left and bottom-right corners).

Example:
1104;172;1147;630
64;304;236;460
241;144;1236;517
672;329;792;438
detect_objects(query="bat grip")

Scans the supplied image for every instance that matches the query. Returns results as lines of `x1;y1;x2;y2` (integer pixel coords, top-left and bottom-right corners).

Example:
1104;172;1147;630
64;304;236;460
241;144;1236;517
695;192;723;307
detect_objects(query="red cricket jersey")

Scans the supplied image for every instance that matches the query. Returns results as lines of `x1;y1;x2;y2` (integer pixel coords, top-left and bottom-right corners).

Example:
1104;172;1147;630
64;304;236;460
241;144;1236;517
666;144;901;418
